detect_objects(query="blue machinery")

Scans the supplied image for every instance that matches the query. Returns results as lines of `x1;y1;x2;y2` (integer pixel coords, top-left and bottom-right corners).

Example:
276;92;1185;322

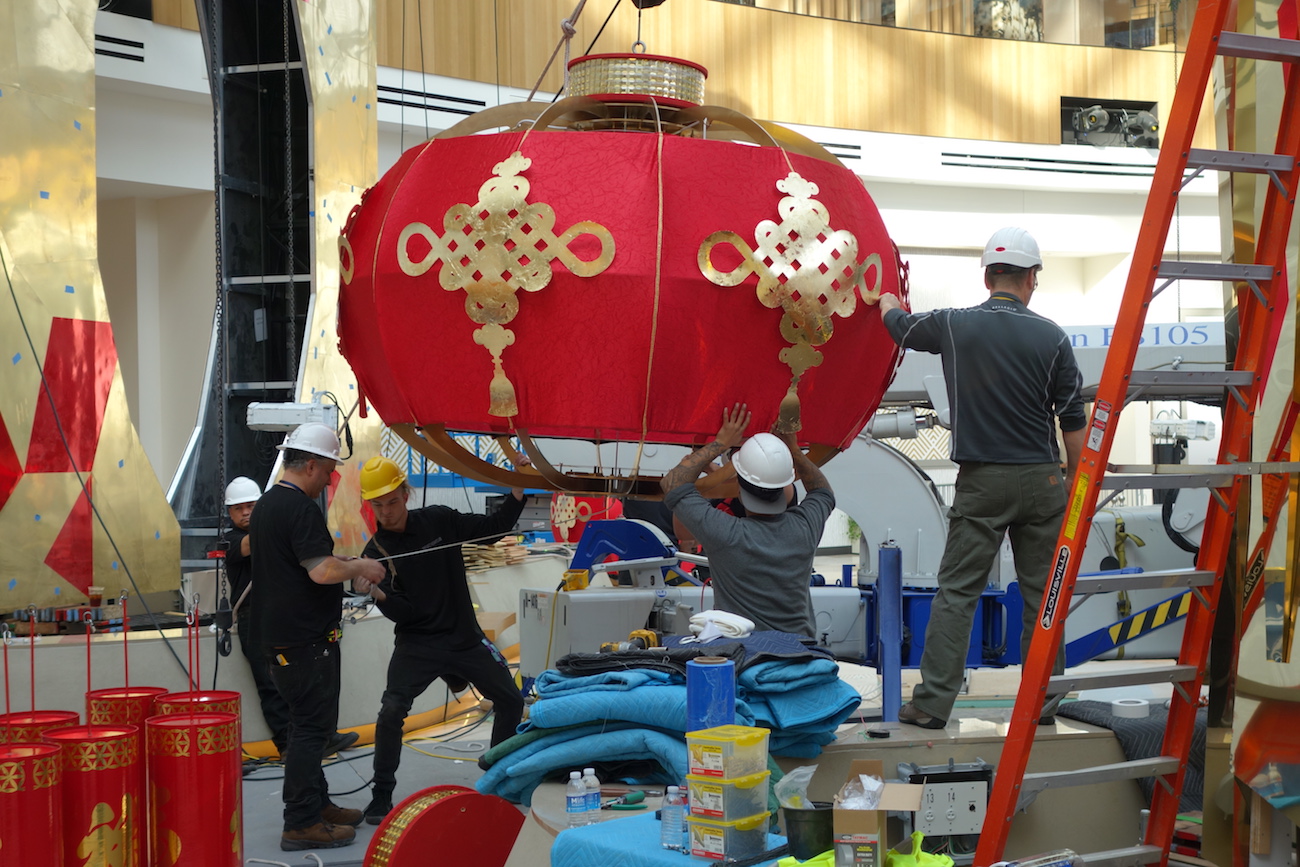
562;520;1195;718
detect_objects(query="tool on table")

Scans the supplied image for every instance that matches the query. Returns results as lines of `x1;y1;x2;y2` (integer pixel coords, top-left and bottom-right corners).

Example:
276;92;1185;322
599;628;662;653
600;790;647;810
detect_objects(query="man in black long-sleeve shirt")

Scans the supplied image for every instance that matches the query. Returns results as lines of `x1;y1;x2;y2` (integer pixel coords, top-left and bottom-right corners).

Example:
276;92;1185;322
352;456;528;824
879;227;1086;730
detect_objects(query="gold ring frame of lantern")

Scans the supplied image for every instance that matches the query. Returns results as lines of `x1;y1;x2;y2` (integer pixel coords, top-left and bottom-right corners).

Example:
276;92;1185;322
338;53;905;498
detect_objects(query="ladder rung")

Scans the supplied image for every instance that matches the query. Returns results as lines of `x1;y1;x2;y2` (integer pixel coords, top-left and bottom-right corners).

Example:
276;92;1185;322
1098;472;1233;491
1047;664;1196;696
1186;147;1294;174
1217;31;1300;63
1127;369;1253;389
1156;260;1274;282
1017;757;1179;810
1080;844;1166;867
1110;460;1300;476
1075;568;1215;595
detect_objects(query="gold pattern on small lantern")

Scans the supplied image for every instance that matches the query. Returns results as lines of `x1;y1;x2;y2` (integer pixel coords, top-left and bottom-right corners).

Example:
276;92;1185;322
699;171;884;432
396;151;615;417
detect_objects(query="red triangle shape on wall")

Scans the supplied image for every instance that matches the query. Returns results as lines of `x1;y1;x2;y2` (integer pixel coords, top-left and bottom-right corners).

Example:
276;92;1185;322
0;414;19;512
45;477;94;594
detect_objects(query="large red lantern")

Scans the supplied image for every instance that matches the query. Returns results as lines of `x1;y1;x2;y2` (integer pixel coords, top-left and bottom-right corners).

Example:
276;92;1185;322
339;54;905;495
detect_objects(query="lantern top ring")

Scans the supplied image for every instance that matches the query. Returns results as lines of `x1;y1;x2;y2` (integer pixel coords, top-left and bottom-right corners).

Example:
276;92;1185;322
566;53;708;106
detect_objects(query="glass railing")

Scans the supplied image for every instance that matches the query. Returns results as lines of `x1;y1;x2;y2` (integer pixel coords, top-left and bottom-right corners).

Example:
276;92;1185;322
716;0;1196;51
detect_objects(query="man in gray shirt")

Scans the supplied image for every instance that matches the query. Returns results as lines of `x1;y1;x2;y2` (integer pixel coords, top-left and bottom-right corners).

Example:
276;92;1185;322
879;227;1086;729
662;403;835;638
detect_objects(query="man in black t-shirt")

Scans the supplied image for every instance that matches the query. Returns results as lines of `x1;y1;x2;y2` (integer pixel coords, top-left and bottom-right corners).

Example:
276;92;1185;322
222;477;291;755
223;477;357;760
249;423;386;852
350;455;528;825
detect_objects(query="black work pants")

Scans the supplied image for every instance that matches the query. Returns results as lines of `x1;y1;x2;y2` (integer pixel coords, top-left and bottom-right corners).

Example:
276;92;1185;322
237;607;291;754
371;635;524;798
268;640;340;831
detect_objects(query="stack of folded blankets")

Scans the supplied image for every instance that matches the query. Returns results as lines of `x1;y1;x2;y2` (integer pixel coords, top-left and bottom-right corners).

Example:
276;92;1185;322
476;632;862;805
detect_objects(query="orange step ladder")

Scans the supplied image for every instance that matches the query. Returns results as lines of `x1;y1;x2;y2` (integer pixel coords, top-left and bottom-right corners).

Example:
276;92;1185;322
973;0;1300;863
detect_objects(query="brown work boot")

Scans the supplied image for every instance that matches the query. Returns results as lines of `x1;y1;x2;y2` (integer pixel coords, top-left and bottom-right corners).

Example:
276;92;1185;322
280;821;356;851
898;701;947;730
321;803;365;827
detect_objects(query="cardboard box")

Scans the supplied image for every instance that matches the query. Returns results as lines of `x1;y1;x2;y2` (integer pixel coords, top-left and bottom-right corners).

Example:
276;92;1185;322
833;760;925;867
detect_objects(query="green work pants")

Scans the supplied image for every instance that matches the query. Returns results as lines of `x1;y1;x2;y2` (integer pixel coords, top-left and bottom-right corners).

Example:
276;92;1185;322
912;461;1068;722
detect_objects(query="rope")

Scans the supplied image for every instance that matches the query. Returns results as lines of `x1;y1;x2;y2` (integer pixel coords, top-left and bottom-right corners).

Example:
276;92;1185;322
527;0;588;102
630;99;667;483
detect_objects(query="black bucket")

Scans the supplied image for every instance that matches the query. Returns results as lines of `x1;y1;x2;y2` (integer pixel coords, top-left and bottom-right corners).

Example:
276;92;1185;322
782;801;834;861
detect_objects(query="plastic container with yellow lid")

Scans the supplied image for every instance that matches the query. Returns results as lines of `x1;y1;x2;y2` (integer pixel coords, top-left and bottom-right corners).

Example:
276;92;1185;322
686;724;770;778
687;769;770;820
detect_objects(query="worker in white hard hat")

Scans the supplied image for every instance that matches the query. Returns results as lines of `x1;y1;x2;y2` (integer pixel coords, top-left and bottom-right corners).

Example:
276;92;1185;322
660;403;836;637
878;227;1086;731
349;454;530;826
221;476;358;762
248;422;386;851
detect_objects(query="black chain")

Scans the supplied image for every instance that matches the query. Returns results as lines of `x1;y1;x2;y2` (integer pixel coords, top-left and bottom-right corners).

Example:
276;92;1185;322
208;0;233;660
284;0;297;383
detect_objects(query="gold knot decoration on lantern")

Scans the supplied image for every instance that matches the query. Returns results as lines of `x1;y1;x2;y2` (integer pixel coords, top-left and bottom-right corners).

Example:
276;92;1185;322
395;151;615;418
699;171;884;433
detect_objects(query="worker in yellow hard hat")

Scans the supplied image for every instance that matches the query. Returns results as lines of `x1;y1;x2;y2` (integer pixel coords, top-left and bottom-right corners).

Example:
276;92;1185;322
351;454;530;825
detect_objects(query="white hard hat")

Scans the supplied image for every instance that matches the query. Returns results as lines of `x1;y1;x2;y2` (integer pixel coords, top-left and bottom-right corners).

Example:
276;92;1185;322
277;422;343;462
731;433;795;515
981;227;1042;269
224;476;262;506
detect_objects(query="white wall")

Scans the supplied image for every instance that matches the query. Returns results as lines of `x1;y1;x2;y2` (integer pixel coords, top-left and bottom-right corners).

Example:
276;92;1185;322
97;194;214;487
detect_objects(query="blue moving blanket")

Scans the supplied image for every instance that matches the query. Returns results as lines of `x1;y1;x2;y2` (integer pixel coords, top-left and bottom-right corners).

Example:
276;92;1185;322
527;683;758;733
478;651;864;805
476;725;688;806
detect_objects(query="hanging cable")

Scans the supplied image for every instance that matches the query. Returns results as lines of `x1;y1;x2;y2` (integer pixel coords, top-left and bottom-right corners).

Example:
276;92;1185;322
417;0;430;141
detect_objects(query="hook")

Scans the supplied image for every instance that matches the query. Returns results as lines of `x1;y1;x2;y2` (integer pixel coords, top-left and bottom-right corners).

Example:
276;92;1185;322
118;590;129;605
82;611;96;634
2;623;12;645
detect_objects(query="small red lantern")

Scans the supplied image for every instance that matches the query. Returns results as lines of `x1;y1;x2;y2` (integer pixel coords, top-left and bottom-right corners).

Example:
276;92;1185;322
339;54;904;495
0;742;63;867
145;711;242;867
43;725;143;867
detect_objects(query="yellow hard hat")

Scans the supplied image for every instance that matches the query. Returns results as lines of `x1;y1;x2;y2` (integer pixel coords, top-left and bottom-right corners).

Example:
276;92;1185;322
360;456;406;500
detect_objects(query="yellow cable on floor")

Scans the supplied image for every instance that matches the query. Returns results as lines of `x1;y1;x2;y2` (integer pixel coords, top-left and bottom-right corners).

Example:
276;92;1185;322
240;645;520;758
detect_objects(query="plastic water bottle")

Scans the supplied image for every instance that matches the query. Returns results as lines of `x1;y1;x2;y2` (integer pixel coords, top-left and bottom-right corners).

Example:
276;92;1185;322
583;767;601;816
661;785;685;850
566;771;589;828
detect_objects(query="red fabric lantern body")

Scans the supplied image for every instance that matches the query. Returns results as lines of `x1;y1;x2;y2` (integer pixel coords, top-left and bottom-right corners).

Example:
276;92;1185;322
43;725;142;867
0;709;80;744
363;784;524;866
339;72;903;494
145;712;242;867
0;742;64;866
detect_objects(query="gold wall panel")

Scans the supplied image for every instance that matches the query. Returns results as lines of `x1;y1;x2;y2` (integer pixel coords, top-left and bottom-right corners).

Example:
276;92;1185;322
154;0;1208;147
294;0;384;553
0;1;180;608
